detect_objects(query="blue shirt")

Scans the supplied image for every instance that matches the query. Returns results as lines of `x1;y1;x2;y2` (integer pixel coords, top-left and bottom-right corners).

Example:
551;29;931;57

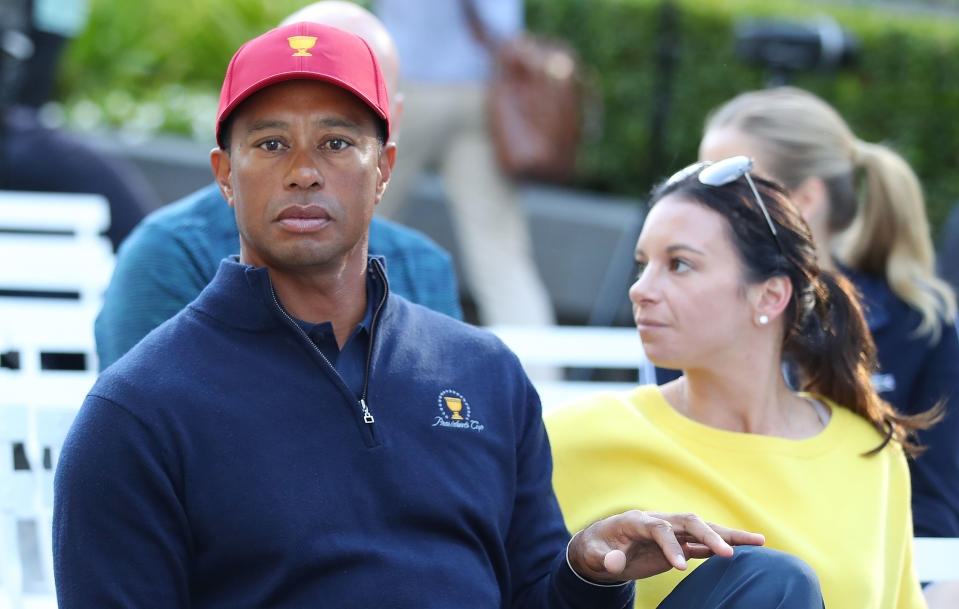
292;261;385;397
2;105;159;250
375;0;523;83
95;183;462;370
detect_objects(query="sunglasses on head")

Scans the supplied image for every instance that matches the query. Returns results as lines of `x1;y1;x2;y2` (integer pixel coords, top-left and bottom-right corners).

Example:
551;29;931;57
665;155;782;251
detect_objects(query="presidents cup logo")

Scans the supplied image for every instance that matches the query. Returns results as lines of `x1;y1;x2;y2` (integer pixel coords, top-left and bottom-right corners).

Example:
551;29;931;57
434;389;485;432
288;36;318;56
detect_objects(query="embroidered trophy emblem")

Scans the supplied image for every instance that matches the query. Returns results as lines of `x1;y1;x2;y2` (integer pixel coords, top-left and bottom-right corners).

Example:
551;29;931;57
287;36;318;56
444;396;465;420
434;389;484;431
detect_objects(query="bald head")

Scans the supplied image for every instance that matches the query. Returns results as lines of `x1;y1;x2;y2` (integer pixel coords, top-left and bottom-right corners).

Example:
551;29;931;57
280;1;400;97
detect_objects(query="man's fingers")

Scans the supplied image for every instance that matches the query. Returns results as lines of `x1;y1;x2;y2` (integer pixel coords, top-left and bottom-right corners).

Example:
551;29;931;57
680;542;715;560
648;512;730;557
714;524;766;548
571;510;767;584
603;549;627;574
644;515;688;570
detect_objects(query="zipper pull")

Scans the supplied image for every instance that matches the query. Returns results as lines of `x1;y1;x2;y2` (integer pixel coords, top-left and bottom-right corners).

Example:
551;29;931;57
360;398;375;424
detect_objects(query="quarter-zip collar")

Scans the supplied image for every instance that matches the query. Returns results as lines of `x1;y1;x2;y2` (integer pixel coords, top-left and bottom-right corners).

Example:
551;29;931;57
190;255;392;335
189;255;391;447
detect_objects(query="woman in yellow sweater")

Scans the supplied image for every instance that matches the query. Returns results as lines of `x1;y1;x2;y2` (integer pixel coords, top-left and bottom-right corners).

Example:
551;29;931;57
546;156;931;609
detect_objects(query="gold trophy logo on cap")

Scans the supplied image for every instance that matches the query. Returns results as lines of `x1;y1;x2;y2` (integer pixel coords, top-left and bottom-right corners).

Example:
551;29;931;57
288;36;318;57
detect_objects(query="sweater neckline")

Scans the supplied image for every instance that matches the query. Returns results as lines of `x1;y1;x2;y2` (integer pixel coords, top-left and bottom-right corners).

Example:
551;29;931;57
627;385;850;458
191;256;391;333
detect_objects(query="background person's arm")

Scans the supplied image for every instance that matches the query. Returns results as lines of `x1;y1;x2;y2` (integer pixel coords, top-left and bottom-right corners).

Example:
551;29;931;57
95;219;221;370
909;320;959;538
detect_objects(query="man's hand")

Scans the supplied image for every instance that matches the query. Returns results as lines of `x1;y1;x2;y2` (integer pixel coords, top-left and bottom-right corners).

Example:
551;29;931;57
567;510;766;584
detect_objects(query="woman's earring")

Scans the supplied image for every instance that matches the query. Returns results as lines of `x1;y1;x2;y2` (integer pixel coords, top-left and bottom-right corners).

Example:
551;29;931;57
758;314;769;325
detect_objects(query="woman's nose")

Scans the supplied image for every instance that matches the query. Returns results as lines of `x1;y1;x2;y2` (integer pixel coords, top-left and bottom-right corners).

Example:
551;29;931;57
628;266;659;306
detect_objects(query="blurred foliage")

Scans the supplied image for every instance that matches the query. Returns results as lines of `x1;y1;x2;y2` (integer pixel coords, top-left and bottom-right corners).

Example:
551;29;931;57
59;0;959;232
58;0;315;142
62;0;309;93
525;0;959;237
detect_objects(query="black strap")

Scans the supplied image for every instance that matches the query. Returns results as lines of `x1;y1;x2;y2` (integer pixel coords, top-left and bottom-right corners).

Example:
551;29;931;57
459;0;497;53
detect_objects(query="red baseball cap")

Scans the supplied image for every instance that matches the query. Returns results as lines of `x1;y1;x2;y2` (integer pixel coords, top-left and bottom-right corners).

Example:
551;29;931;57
215;21;390;148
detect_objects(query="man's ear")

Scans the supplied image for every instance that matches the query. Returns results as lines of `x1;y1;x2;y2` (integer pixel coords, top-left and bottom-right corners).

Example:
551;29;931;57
751;275;793;326
374;142;397;205
210;147;235;207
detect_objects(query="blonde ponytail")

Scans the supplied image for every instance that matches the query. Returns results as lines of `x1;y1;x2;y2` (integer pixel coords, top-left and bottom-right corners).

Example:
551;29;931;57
838;140;956;340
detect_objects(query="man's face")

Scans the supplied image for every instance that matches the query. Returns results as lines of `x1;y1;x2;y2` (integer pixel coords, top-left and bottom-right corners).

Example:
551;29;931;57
211;79;394;274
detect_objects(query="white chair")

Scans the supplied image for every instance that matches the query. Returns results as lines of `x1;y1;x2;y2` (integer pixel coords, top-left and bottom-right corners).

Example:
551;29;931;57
0;191;112;609
0;191;109;239
0;191;113;376
914;537;959;583
0;372;88;609
489;325;651;412
0;402;36;609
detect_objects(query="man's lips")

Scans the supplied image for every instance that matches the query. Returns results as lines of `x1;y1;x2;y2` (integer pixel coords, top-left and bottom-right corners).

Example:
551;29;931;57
275;205;331;232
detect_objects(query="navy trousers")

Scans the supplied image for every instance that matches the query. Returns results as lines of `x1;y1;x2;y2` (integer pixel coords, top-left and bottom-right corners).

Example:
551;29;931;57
656;546;825;609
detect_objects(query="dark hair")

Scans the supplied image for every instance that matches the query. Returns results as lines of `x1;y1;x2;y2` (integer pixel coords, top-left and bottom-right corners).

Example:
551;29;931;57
649;171;937;456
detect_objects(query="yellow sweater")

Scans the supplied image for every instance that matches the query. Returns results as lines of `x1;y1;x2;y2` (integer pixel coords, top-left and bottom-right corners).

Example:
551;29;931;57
545;385;925;609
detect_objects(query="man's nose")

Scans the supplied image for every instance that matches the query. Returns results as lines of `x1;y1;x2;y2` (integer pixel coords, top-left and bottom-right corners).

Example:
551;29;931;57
285;148;323;189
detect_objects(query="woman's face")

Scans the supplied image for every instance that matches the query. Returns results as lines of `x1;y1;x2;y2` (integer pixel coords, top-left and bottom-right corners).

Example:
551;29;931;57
701;126;834;257
699;127;775;181
629;194;757;370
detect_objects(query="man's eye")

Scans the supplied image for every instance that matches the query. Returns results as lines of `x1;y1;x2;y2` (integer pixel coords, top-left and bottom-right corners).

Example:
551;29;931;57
324;138;350;151
258;139;285;152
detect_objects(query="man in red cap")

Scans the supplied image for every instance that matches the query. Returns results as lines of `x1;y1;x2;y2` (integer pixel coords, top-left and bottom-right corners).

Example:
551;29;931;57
53;22;822;609
93;1;462;372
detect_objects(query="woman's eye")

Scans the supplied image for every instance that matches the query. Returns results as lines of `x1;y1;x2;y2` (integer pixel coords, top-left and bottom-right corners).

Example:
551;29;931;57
634;261;647;279
258;138;285;152
668;258;691;273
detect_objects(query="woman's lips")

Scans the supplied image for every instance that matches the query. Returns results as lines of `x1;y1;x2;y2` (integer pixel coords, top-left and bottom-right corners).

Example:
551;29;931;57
635;318;667;331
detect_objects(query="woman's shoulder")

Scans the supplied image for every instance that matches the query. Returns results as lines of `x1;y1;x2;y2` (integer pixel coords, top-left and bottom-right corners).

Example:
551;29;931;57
813;396;910;464
544;385;662;444
547;385;660;420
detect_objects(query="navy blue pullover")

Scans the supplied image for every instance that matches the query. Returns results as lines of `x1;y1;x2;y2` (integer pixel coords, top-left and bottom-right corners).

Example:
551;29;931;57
53;257;633;609
845;268;959;538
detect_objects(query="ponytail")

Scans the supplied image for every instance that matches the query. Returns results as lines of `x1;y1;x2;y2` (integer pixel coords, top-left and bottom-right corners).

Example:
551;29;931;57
786;270;940;456
839;140;956;341
702;86;956;341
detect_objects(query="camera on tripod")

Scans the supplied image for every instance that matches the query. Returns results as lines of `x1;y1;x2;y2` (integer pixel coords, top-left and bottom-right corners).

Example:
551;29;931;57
735;15;858;85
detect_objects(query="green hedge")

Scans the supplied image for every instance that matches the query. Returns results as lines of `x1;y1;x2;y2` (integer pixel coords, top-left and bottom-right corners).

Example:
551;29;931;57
60;0;959;232
525;0;959;235
58;0;312;140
